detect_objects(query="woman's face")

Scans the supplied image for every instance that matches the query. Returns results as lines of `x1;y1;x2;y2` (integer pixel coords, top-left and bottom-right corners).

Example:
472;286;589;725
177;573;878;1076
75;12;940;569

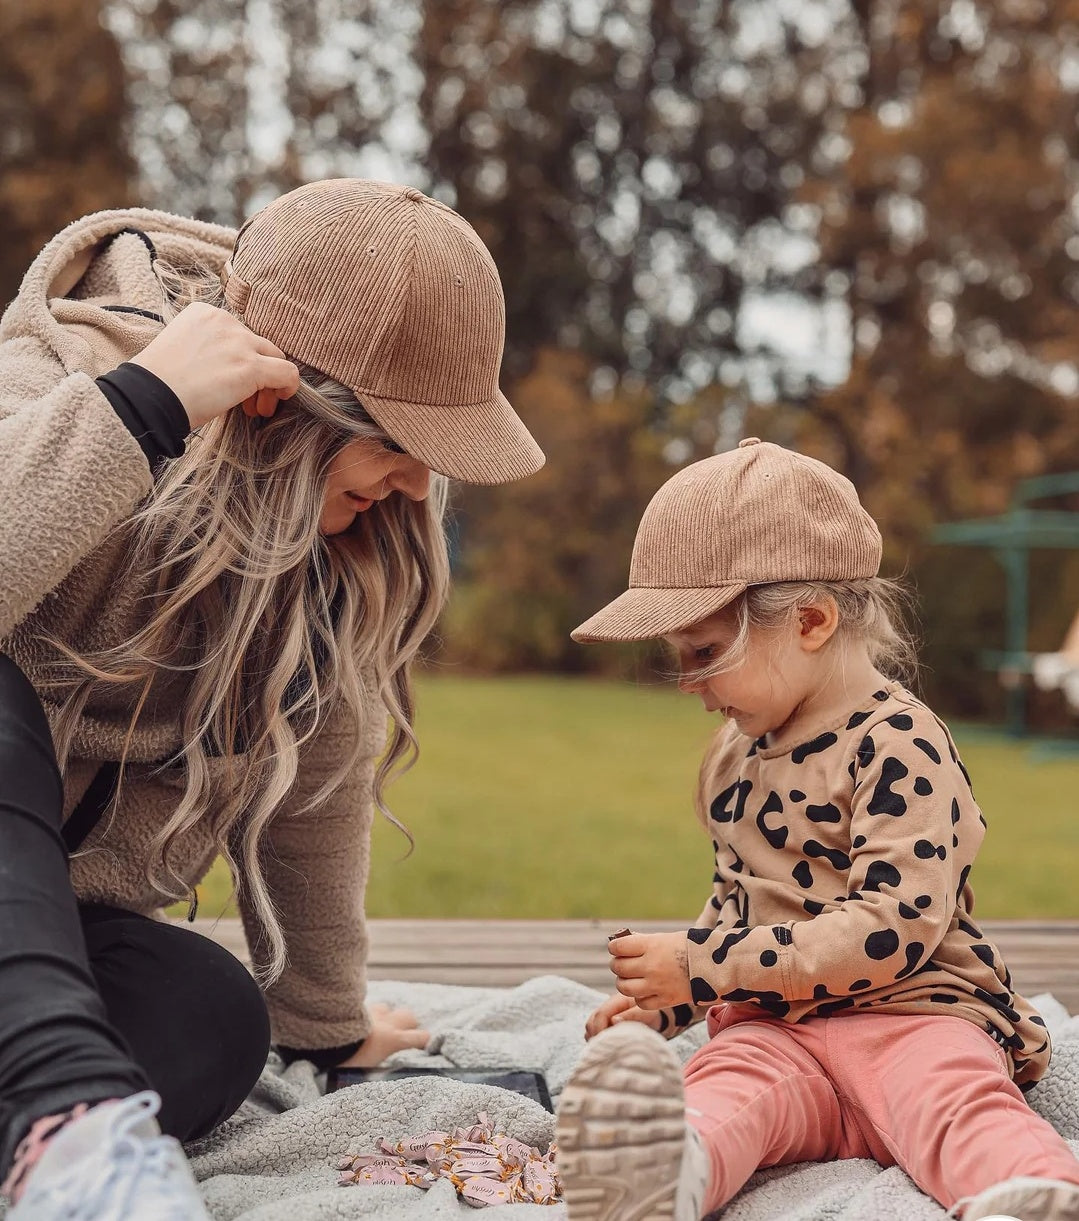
320;437;432;535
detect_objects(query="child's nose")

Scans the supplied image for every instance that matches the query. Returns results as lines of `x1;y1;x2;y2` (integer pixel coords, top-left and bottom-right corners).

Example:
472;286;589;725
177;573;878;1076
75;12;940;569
678;668;703;695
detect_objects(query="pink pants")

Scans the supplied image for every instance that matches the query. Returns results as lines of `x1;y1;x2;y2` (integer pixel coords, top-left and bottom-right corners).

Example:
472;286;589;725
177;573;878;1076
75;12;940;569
684;1005;1079;1215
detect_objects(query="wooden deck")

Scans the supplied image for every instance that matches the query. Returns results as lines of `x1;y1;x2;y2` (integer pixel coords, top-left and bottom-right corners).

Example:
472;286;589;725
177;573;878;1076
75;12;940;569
190;918;1079;1013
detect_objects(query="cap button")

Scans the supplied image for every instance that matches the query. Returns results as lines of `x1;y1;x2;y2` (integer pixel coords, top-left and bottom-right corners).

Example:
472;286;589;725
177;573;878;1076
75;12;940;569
738;437;762;448
402;187;425;203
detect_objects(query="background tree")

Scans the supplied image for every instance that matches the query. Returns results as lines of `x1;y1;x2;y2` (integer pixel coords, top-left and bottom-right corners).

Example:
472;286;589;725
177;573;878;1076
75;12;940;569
417;0;862;401
782;0;1079;716
439;347;695;674
15;0;1079;719
0;0;132;307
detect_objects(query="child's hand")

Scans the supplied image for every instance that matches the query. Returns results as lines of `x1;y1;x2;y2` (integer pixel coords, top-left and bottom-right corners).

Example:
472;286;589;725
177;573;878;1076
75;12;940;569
608;931;693;1010
585;993;663;1040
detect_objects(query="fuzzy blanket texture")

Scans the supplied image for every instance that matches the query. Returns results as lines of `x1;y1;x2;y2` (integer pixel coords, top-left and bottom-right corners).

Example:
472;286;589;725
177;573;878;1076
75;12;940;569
181;978;1079;1221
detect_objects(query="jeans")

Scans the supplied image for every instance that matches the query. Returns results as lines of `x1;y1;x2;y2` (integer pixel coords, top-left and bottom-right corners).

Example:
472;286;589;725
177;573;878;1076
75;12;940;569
0;653;270;1175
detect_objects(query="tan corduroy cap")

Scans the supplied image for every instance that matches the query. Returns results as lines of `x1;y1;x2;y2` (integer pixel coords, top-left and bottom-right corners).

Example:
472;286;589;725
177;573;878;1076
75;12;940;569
572;438;882;642
221;179;545;485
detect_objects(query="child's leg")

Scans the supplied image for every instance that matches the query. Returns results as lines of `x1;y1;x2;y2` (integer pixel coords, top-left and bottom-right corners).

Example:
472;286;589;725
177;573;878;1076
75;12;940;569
684;1015;867;1213
556;1022;708;1221
556;1016;866;1221
830;1012;1079;1210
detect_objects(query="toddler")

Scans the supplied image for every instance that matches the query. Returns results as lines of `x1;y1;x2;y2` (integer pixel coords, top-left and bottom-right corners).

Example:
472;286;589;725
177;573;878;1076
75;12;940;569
554;439;1079;1221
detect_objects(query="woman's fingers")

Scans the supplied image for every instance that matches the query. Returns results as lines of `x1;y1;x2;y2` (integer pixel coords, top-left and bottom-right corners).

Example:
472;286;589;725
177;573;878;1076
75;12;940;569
130;303;300;429
393;1027;431;1052
254;353;301;399
254;386;280;418
369;1003;420;1030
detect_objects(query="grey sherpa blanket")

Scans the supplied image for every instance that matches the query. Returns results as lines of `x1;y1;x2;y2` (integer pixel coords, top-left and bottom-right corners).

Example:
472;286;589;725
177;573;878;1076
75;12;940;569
186;978;1079;1220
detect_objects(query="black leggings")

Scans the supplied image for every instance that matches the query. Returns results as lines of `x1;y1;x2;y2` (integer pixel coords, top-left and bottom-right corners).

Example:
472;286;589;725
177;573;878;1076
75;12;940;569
0;653;270;1175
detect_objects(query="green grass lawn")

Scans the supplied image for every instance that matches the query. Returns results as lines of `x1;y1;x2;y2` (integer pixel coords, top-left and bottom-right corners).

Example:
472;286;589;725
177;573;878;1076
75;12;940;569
189;674;1079;921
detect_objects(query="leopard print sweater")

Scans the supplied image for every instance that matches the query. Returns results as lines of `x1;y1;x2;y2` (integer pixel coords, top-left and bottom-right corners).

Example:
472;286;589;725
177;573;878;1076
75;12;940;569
657;682;1050;1089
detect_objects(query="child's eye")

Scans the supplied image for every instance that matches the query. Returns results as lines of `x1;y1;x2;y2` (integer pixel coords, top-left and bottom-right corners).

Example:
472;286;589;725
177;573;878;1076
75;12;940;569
693;645;715;661
382;438;407;455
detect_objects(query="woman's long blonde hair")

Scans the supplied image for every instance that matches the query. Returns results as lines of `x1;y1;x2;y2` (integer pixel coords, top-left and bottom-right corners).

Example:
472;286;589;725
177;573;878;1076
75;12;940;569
48;260;451;983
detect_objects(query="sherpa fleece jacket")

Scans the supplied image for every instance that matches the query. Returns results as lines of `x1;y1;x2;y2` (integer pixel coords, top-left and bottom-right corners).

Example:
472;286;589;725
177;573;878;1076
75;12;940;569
658;682;1050;1090
0;208;383;1053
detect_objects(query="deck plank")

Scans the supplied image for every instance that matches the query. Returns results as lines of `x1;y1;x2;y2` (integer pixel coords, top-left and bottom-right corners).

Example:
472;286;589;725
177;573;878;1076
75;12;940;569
187;917;1079;1013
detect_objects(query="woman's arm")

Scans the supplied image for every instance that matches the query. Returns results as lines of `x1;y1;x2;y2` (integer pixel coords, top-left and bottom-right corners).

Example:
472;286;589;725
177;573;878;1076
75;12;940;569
0;308;298;641
0;338;154;639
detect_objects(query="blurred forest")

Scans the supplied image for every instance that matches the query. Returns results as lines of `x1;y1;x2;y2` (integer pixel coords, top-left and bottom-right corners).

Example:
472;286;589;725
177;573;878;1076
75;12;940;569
4;0;1079;722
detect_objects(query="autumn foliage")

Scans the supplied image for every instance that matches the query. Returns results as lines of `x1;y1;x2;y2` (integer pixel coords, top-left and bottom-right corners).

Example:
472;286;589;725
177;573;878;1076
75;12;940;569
5;0;1079;720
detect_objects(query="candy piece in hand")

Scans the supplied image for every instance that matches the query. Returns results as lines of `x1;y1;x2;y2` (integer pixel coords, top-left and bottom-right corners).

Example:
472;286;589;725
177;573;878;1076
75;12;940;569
608;927;633;942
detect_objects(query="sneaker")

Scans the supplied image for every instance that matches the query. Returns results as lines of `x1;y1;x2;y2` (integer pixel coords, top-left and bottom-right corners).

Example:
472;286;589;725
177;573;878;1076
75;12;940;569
959;1176;1079;1220
8;1091;212;1221
555;1021;710;1221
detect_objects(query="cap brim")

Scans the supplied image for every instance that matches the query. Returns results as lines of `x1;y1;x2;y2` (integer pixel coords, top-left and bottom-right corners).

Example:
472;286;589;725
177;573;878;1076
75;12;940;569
571;584;748;643
354;386;545;485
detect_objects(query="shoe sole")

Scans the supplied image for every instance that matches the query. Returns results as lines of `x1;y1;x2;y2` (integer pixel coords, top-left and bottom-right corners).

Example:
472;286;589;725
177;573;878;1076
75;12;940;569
966;1178;1079;1221
555;1022;687;1221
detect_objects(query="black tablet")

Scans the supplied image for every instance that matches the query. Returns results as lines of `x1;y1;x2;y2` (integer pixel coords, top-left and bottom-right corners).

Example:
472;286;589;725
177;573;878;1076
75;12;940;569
325;1065;554;1112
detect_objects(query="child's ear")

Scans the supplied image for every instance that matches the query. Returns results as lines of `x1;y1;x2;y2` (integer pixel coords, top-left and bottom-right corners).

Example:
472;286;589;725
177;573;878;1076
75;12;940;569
798;600;839;652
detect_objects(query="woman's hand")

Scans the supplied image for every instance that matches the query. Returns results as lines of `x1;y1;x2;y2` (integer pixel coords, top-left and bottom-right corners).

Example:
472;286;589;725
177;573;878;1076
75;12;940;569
335;1003;431;1068
130;302;300;429
585;992;663;1040
608;931;693;1010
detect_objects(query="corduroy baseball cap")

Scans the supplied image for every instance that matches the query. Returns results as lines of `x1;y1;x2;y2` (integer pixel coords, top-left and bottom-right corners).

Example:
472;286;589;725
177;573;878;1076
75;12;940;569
571;438;882;642
221;179;545;485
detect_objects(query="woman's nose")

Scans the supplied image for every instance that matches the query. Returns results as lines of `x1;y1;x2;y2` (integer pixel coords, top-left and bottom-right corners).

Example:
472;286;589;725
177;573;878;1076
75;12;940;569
393;459;431;502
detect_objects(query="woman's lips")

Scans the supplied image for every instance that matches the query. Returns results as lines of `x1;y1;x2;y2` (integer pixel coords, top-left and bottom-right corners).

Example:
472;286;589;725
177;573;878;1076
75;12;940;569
346;492;375;511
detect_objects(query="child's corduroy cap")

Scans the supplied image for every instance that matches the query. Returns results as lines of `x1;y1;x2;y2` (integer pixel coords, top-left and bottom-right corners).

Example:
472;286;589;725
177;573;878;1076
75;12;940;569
572;438;882;642
221;178;545;485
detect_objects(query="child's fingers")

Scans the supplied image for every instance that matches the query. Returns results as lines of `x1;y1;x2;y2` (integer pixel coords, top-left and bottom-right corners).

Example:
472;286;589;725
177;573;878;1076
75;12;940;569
608;934;647;958
614;977;649;1000
611;1006;661;1030
608;955;642;979
586;994;632;1039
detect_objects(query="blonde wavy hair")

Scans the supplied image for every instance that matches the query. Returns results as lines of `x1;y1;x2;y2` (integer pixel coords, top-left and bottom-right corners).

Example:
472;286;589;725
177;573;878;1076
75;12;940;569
681;578;919;688
48;259;451;983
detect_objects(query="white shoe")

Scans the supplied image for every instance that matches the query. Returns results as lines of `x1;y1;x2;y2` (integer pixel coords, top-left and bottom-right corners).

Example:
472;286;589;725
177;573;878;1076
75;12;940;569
555;1022;710;1221
8;1092;212;1221
958;1176;1079;1220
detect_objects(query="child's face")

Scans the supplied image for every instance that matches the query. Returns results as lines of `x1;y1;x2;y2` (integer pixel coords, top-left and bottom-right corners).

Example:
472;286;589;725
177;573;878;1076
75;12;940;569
665;605;823;740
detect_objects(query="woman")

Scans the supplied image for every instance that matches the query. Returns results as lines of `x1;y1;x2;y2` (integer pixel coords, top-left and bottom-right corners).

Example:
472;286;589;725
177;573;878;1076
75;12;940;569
0;179;544;1220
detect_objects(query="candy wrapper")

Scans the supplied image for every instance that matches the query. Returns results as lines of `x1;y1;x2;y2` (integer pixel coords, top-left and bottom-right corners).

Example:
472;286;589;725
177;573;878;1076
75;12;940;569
337;1112;561;1207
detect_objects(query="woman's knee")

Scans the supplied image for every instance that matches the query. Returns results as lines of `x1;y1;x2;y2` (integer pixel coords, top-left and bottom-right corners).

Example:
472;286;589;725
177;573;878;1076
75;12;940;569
84;911;270;1139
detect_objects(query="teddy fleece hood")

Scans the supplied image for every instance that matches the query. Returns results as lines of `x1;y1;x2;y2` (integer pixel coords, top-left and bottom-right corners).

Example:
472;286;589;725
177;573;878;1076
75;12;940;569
0;206;237;379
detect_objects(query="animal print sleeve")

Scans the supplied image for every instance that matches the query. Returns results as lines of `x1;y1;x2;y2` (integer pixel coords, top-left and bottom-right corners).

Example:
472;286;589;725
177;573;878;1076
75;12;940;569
682;708;985;1014
654;727;748;1038
655;872;741;1038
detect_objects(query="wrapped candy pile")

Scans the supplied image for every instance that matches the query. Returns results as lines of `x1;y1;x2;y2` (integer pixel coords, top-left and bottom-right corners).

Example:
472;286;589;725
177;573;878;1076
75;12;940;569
337;1112;561;1207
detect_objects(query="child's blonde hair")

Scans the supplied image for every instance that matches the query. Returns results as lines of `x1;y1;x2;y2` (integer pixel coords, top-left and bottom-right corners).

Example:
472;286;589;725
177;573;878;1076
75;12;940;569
687;577;918;687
